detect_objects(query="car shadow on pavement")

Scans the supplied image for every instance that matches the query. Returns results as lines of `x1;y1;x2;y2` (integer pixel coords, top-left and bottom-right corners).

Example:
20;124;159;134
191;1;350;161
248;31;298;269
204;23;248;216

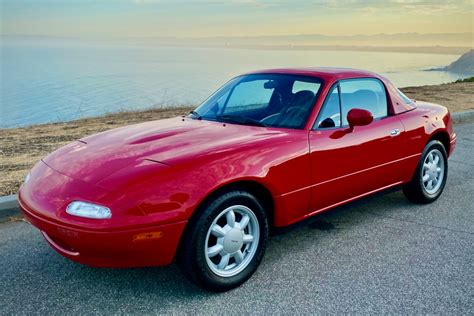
261;189;415;264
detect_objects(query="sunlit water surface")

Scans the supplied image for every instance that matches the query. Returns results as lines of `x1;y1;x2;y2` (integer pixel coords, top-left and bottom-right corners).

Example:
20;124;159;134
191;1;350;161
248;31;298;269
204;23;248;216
0;38;467;128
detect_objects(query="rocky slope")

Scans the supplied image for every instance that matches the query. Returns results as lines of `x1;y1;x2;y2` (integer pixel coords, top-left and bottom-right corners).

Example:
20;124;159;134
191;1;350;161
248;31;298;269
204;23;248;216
441;50;474;74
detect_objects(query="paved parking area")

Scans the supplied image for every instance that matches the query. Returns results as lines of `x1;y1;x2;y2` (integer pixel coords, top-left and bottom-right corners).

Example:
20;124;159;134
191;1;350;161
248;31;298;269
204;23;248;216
0;122;473;314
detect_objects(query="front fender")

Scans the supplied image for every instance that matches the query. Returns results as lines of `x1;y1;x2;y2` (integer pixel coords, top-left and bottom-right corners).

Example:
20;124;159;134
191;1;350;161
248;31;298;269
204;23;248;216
98;133;310;226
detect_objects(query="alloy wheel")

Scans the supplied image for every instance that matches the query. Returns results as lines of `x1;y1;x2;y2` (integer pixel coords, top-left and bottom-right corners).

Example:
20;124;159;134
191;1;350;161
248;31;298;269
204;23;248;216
204;205;260;277
422;148;445;195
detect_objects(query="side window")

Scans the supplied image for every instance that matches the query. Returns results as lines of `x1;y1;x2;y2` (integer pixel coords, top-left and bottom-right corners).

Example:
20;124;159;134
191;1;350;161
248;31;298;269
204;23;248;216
315;85;341;129
340;79;388;125
223;80;274;114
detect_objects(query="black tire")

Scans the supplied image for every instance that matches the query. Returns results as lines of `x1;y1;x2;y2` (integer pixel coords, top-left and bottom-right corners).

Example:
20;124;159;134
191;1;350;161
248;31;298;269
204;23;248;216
403;140;448;204
177;190;269;292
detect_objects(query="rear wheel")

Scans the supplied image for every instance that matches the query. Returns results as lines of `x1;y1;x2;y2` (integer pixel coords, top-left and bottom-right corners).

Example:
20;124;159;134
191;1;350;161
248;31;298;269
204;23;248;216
403;140;448;203
177;190;269;292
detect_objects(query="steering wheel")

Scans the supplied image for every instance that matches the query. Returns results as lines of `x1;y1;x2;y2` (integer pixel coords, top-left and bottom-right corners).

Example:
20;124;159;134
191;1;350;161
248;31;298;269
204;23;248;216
330;113;341;122
285;106;306;117
279;107;306;126
260;113;281;125
318;113;341;128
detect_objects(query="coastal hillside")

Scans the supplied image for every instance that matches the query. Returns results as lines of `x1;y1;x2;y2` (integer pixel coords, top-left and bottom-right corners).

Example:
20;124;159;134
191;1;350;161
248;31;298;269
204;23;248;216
440;50;474;74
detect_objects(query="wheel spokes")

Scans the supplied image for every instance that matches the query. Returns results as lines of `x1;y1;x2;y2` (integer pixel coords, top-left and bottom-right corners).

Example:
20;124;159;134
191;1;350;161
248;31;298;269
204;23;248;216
234;251;244;264
218;253;230;269
427;179;434;190
243;234;254;244
421;149;445;194
211;224;226;238
204;205;260;277
226;210;236;228
239;214;250;230
428;153;434;163
207;244;223;257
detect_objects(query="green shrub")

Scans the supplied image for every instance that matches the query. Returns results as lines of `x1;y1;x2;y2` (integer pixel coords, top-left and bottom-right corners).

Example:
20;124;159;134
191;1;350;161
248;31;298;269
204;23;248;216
455;77;474;83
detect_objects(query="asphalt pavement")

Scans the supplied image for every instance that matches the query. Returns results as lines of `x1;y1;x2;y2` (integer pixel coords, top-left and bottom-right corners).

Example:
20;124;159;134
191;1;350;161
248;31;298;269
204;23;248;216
1;122;473;314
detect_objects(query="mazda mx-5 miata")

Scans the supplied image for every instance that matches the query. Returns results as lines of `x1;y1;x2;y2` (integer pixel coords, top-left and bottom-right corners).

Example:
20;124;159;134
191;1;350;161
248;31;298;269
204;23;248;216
20;68;456;291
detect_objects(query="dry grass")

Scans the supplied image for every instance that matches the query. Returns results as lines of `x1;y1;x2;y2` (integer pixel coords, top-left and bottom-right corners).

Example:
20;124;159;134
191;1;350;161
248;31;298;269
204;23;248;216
0;107;193;196
400;82;474;112
1;81;473;196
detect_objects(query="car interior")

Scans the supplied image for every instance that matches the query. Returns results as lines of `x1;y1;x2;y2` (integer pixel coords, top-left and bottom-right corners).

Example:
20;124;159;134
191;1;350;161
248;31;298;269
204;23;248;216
214;77;321;129
199;75;387;130
260;89;316;128
317;84;388;129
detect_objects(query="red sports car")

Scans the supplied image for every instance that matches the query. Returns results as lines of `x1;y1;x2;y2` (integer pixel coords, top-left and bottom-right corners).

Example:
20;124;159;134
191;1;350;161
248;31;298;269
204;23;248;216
19;68;456;291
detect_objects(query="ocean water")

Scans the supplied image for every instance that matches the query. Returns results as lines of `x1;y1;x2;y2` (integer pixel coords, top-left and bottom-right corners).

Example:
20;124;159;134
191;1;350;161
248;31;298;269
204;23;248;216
0;38;466;128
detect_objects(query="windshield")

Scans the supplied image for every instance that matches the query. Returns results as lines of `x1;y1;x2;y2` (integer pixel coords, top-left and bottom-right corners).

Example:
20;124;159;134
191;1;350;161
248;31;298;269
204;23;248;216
192;74;323;129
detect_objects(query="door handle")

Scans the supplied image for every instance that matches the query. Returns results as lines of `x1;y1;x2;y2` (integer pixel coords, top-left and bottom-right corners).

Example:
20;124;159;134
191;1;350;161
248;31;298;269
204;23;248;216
390;129;400;137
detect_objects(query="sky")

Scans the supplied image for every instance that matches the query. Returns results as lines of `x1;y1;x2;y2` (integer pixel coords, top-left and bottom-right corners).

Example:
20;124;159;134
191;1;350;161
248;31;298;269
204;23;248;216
1;0;473;39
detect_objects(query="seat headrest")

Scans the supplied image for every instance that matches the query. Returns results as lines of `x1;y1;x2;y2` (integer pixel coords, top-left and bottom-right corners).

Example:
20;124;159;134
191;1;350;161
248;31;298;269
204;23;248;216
351;89;378;106
292;90;315;107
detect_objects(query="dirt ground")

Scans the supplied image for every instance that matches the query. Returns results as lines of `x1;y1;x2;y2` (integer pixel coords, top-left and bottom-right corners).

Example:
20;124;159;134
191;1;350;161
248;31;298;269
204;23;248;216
1;81;473;196
401;81;474;112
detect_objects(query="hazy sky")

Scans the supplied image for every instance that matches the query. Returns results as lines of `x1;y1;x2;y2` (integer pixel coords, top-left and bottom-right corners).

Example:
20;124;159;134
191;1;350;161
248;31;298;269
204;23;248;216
1;0;473;38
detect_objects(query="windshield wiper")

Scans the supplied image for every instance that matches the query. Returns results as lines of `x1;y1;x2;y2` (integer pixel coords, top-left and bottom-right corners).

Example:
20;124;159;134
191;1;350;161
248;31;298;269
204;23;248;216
215;115;267;127
189;110;202;120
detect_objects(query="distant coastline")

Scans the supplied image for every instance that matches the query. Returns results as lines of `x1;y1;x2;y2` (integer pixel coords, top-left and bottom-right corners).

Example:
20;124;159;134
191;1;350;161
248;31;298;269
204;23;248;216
3;33;472;55
211;44;470;55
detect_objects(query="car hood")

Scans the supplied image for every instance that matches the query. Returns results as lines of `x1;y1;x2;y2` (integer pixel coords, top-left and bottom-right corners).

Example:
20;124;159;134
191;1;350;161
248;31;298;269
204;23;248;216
43;117;287;184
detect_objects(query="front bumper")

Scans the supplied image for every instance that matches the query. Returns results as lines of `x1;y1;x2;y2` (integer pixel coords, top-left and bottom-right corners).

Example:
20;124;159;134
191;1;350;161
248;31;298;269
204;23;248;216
19;160;188;268
20;199;186;268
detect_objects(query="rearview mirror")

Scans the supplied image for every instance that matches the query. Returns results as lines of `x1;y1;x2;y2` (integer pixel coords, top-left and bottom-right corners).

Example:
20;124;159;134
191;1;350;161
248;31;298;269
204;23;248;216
264;80;279;89
347;108;373;131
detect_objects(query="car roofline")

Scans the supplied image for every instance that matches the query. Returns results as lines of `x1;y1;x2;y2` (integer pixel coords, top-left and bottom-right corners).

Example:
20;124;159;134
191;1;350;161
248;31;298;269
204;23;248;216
243;67;382;81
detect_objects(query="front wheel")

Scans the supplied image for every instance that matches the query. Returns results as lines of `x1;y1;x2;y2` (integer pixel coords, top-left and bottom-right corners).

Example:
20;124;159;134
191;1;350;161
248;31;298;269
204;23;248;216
403;140;448;203
177;190;269;292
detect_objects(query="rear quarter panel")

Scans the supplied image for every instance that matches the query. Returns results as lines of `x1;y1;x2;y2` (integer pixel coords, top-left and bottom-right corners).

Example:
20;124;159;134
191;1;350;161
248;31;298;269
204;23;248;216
397;102;453;181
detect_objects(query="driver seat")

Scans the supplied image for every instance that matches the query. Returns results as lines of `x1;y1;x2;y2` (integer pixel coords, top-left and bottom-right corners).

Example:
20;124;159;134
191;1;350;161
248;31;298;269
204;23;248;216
277;90;315;128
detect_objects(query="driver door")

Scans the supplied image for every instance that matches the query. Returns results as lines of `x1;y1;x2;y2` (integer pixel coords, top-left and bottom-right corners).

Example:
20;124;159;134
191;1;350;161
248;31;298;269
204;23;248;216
308;79;407;213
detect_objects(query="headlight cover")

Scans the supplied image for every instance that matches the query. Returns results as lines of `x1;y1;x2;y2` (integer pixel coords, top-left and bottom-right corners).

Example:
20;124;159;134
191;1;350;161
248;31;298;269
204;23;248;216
66;201;112;219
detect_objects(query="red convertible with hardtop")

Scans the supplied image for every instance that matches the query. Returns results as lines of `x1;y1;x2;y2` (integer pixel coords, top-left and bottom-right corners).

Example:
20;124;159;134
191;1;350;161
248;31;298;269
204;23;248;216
20;68;456;291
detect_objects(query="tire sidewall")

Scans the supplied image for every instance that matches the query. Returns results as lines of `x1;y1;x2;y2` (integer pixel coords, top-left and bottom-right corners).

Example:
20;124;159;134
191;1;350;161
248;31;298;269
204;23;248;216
191;191;268;291
418;140;448;200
